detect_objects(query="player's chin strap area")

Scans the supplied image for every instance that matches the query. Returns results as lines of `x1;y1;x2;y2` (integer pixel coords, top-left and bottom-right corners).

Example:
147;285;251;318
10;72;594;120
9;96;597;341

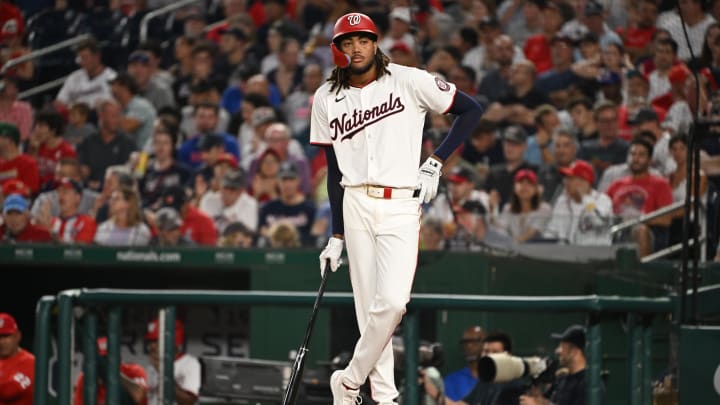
331;43;350;68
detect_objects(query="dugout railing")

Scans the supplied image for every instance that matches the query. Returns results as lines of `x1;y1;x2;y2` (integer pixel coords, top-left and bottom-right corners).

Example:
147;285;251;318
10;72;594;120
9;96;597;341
33;289;673;405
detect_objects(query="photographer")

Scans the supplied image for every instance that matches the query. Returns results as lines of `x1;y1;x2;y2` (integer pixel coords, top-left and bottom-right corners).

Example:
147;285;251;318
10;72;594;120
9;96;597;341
460;332;525;405
443;325;486;401
519;325;600;405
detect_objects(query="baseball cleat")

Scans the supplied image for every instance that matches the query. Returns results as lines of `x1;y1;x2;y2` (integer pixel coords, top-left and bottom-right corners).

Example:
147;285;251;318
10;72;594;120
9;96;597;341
330;370;360;405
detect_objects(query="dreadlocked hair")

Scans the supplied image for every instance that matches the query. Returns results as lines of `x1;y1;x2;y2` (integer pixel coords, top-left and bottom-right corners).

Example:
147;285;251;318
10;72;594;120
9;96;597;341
328;48;391;94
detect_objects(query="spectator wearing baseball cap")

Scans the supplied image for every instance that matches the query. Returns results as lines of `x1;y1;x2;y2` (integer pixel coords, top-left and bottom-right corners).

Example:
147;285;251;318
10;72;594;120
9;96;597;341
0;122;40;195
626;107;676;175
127;50;177;111
0;312;35;405
544;159;613;245
257;161;316;247
198;168;259;235
379;7;415;54
661;64;695;136
0;194;52;243
425;165;490;244
144;317;201;405
489;168;551;243
484;125;538;208
518;324;601;405
44;177;97;244
158;184;217;245
149;207;194;247
581;1;622;49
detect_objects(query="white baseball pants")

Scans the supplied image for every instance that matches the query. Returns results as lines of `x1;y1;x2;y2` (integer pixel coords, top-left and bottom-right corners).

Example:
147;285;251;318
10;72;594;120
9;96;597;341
341;186;421;403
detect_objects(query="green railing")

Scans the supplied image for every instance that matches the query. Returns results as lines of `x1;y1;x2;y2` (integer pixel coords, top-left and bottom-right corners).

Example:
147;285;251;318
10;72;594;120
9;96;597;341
35;289;673;405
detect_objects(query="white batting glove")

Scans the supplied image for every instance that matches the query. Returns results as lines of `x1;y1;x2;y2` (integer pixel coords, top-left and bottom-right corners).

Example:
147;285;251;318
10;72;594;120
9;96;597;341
319;237;344;277
417;157;443;204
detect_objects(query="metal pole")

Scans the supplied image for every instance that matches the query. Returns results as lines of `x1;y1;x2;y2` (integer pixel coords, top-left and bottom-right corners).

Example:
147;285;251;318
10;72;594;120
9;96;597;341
403;311;420;405
82;311;98;405
33;296;56;405
57;291;76;405
159;307;176;405
139;0;202;43
586;317;602;405
106;308;122;405
628;314;642;405
0;34;90;75
691;140;701;323
642;318;653;405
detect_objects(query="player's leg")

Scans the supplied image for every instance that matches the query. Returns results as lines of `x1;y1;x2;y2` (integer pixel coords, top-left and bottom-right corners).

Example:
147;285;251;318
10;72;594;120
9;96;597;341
341;188;380;389
344;197;421;402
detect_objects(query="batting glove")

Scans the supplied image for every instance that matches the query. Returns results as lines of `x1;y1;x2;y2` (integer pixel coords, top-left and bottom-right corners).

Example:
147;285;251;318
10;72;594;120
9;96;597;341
417;157;443;204
319;237;344;277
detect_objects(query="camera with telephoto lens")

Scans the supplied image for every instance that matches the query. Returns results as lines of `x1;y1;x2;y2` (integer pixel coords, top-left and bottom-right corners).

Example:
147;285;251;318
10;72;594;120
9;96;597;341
477;352;557;385
392;336;444;370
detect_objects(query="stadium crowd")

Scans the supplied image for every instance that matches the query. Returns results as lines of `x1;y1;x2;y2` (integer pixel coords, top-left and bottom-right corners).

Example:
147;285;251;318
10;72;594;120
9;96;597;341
0;0;719;258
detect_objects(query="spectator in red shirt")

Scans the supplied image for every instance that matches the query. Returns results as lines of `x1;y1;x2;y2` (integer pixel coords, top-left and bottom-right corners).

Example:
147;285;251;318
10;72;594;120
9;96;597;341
27;109;77;189
523;0;565;75
73;337;148;405
0;77;32;142
0;122;39;195
0;1;24;45
1;194;52;243
606;136;674;257
158;185;217;245
0;312;34;405
616;0;658;62
38;177;97;244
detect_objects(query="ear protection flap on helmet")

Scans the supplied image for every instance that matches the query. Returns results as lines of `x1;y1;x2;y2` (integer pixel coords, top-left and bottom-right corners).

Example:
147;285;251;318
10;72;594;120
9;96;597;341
331;43;351;68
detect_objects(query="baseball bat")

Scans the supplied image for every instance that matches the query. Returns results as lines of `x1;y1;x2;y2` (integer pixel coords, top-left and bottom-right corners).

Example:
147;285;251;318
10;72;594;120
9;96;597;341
280;259;331;405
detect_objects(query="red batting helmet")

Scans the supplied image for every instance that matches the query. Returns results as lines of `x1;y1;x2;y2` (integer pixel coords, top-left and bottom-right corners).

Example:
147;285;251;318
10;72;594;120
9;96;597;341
332;13;379;45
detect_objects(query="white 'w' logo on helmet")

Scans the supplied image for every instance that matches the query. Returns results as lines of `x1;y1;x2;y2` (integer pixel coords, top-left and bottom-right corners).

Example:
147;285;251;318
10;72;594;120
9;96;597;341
347;14;361;26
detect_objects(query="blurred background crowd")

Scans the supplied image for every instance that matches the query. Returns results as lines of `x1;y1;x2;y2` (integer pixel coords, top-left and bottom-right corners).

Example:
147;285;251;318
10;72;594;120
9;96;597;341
1;0;720;259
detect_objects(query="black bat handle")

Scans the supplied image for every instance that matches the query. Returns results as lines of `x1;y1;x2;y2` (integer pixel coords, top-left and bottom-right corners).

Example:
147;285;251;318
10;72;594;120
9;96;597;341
280;259;332;405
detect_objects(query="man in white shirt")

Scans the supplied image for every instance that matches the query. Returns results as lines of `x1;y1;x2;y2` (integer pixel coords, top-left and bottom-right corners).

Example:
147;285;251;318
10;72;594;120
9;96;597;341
658;0;716;62
545;159;613;245
55;38;116;110
144;318;201;405
199;168;258;235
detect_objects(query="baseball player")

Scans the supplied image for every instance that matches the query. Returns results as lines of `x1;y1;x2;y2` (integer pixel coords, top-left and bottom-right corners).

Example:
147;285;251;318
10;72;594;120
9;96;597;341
309;12;484;405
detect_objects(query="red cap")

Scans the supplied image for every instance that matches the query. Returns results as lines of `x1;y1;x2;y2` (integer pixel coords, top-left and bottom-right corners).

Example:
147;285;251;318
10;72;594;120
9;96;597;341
668;64;690;85
389;41;412;54
2;179;30;198
0;313;18;335
145;318;185;347
97;336;108;356
559;159;596;184
514;169;537;184
215;152;238;168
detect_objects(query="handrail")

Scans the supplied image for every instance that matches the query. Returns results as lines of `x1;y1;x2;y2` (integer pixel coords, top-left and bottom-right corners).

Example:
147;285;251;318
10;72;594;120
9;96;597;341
640;237;705;263
610;199;692;235
45;289;672;405
204;17;228;33
1;33;91;76
18;76;67;100
139;0;202;43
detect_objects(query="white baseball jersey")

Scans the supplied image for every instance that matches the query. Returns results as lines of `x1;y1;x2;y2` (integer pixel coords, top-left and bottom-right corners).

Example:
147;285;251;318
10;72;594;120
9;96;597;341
310;63;457;188
146;353;201;405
